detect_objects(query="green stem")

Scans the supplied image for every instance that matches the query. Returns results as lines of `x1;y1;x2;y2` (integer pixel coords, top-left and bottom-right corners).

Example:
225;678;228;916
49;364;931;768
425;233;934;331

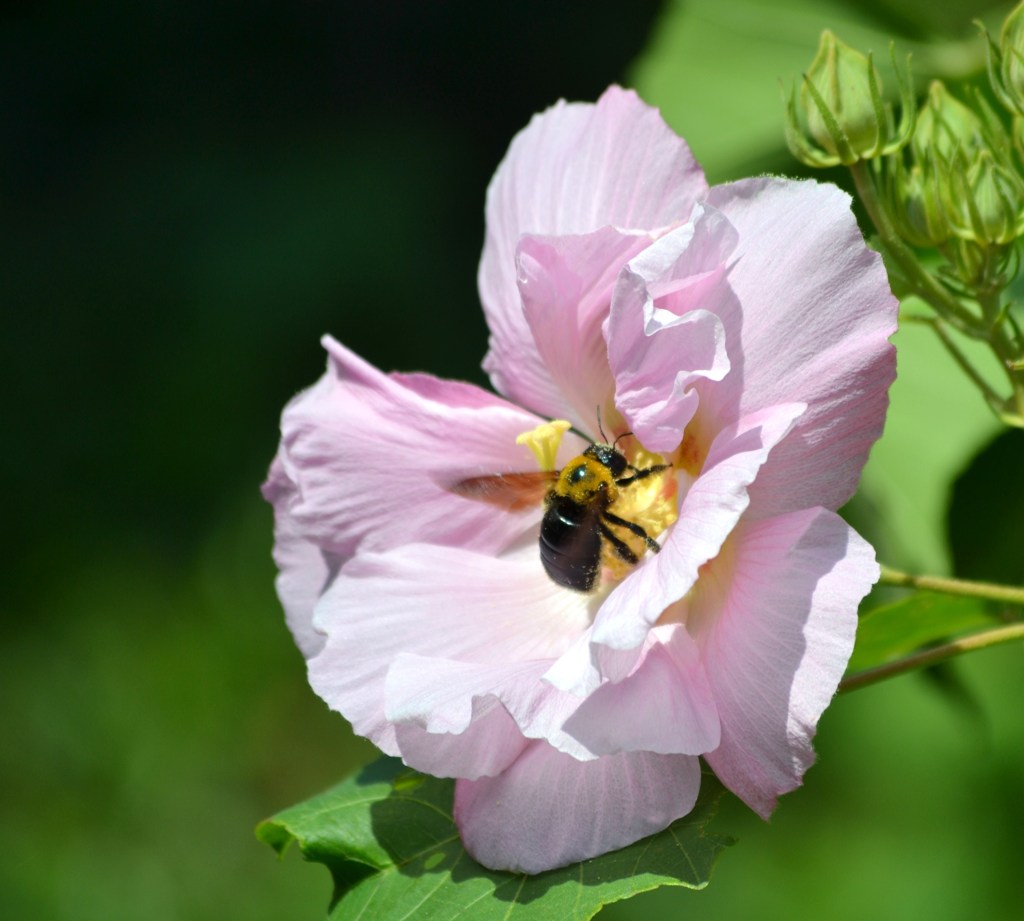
878;564;1024;606
839;621;1024;693
850;161;983;334
977;289;1024;419
926;317;1006;413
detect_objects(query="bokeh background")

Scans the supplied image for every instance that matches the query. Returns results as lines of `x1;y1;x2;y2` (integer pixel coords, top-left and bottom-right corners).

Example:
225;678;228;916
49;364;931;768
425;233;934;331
4;1;1022;919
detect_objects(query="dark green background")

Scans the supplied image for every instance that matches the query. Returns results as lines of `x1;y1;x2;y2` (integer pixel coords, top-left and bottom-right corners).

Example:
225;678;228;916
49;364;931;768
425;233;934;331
4;1;1022;919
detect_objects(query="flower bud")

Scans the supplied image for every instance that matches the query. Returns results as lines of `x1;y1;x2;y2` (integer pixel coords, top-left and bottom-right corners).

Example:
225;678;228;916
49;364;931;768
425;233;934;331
785;30;914;167
881;157;952;247
948;237;989;287
986;1;1024;116
1013;113;1024;156
912;81;985;165
909;82;1023;248
804;31;882;156
947;149;1024;244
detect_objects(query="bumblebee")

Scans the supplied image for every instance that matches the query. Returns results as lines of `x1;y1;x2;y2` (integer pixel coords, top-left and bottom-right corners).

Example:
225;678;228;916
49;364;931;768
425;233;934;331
452;436;669;592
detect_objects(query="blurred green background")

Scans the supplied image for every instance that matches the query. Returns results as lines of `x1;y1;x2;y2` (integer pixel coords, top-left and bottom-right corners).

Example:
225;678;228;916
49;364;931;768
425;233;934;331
3;1;1021;919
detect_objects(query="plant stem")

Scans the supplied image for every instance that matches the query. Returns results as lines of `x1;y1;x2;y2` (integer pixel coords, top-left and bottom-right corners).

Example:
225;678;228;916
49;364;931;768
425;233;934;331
925;317;1005;412
878;564;1024;606
839;621;1024;693
850;161;982;333
978;288;1024;419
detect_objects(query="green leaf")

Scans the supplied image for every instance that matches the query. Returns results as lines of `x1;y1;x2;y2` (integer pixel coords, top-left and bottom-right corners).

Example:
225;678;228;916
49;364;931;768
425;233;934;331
948;428;1024;584
858;316;1003;573
257;757;733;921
848;591;997;672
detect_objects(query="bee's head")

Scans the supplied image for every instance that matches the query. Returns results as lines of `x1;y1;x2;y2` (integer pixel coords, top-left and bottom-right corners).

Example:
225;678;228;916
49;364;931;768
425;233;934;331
583;442;628;478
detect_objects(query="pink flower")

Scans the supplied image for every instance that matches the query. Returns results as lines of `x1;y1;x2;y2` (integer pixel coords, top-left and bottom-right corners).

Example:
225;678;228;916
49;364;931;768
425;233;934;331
263;87;897;874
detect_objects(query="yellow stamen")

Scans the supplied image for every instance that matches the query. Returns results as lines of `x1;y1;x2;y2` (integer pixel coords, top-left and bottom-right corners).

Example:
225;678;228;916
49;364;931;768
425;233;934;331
603;447;678;582
516;419;572;472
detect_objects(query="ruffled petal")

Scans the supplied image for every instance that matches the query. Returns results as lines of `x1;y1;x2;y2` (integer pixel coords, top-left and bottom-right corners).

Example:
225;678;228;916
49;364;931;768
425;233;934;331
696;508;874;816
607;203;735;453
393;705;529;781
550;402;806;695
481;85;707;415
515;227;650;433
262;455;338;657
307;543;594;756
264;336;587;570
386;652;594;762
561;624;720;756
702;177;898;516
455;742;701;873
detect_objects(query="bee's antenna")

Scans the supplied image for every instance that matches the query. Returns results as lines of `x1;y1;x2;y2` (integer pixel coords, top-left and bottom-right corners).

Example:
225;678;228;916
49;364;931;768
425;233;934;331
596;406;634;448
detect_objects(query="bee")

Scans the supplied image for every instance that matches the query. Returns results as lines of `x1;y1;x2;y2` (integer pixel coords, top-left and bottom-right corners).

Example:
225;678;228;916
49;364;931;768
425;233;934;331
452;431;669;592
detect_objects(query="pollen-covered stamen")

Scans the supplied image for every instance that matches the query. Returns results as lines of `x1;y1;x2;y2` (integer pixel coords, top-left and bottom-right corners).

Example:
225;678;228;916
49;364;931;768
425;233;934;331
602;444;677;582
516;419;572;472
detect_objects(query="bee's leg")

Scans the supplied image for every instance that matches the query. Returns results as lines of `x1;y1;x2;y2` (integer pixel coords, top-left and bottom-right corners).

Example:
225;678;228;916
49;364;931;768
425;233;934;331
599;522;639;564
603;511;662;554
615;463;670;487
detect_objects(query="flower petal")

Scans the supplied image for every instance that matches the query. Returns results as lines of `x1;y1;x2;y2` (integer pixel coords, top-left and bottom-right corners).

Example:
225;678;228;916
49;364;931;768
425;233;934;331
567;401;806;691
455;742;701;873
265;335;585;568
386;651;594;762
702;177;898;515
607;203;735;453
695;508;874;816
561;624;720;756
515;227;651;434
393;705;529;781
308;543;593;756
481;86;707;416
262;455;338;658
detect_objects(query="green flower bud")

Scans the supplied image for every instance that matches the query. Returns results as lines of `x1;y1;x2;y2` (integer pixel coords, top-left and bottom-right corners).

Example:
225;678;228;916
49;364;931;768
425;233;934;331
947;149;1024;244
804;31;882;156
909;83;1022;247
1013;113;1024;158
913;81;985;165
986;1;1024;116
948;237;989;287
882;156;952;247
785;30;914;168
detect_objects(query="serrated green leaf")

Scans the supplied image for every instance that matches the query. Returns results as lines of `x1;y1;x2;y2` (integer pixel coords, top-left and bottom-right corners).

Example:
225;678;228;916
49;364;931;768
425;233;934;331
258;757;733;921
848;591;997;672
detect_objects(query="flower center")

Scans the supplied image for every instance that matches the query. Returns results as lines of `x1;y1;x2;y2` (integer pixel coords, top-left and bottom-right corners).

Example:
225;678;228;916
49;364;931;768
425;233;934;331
516;419;678;588
601;440;677;581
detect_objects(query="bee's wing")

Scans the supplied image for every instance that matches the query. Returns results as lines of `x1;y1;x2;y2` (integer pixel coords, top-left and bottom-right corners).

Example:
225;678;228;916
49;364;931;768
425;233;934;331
450;471;555;511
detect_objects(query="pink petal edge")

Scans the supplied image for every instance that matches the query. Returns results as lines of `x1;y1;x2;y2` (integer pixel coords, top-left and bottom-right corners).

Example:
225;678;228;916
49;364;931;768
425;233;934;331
481;86;707;417
698;507;876;815
455;741;701;873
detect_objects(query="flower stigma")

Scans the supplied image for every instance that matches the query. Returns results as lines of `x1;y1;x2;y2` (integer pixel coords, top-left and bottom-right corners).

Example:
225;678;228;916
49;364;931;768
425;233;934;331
516;418;572;471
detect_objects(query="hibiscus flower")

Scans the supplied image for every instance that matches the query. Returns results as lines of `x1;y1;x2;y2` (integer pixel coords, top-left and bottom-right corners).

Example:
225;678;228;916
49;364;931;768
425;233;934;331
263;86;897;874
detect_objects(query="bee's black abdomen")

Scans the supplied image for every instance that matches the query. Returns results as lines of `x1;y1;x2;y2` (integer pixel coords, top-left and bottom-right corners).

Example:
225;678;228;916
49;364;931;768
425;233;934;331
540;495;603;592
